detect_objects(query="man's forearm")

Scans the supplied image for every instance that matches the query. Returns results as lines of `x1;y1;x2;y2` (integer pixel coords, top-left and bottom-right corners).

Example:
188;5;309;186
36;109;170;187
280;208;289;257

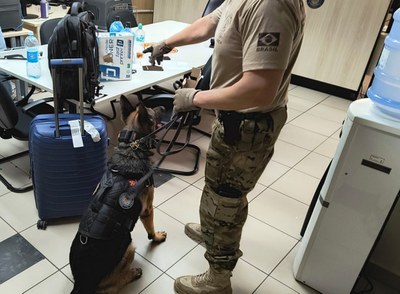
165;15;218;47
193;69;285;111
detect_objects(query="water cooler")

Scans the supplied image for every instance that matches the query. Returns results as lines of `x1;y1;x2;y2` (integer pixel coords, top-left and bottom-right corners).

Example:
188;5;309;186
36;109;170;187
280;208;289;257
293;99;400;293
293;9;400;293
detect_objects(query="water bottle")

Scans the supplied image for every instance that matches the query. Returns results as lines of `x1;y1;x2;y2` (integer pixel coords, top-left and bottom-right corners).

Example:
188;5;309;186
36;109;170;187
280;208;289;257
25;32;41;78
109;16;124;33
134;23;145;59
367;8;400;118
40;0;48;19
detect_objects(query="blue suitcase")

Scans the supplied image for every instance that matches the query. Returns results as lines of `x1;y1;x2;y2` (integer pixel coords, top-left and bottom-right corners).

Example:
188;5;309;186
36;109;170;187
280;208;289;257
29;59;108;230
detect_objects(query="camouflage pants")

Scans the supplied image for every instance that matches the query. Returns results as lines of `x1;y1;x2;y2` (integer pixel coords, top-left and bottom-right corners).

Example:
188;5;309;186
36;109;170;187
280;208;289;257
200;107;287;271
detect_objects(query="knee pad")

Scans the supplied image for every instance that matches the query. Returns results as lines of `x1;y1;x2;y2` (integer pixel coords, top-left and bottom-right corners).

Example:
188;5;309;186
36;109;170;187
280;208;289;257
216;184;242;198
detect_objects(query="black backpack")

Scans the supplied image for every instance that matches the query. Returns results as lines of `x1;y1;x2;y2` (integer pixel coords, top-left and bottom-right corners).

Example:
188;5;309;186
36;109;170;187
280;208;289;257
48;2;100;107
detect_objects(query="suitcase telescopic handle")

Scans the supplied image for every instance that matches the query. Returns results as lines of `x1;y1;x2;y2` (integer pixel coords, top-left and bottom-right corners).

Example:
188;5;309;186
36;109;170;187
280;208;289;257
50;58;84;137
50;58;84;68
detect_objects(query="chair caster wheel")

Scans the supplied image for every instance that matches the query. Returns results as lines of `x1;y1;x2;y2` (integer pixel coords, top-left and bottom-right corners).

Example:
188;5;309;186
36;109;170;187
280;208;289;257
37;220;48;230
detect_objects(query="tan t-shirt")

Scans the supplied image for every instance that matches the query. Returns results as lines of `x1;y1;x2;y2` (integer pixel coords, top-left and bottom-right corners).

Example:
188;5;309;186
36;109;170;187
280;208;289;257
209;0;305;112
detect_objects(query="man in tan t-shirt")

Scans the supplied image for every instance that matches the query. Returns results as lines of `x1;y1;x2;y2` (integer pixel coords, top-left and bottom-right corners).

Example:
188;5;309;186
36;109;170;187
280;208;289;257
145;1;305;293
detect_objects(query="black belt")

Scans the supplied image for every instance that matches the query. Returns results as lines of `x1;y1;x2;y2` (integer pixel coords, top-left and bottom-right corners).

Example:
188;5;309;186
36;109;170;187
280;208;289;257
219;111;271;121
218;110;278;145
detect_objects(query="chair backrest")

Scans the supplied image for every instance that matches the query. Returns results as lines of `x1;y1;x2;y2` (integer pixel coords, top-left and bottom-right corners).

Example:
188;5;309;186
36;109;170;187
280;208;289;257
202;0;225;17
40;17;63;45
0;83;18;130
196;56;212;91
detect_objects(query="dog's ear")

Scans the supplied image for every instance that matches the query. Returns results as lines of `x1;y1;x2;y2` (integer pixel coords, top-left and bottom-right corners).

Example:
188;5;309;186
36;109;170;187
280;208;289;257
120;95;136;123
137;103;153;126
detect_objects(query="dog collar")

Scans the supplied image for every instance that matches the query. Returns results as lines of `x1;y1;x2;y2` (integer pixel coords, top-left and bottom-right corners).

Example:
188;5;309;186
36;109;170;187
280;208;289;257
118;130;155;151
118;130;137;143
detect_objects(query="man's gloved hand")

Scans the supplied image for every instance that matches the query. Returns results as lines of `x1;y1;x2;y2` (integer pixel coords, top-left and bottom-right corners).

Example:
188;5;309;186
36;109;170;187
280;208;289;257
173;88;200;113
142;41;173;66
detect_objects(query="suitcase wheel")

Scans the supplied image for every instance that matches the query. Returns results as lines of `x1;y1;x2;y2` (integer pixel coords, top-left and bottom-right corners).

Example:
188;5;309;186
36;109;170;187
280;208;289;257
37;220;48;230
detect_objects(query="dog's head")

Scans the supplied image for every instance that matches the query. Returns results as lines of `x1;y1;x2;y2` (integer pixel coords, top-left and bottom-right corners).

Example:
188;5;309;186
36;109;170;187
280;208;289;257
120;95;164;137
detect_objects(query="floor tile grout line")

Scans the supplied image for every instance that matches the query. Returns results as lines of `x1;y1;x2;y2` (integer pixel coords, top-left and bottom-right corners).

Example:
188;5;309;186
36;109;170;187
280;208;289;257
268;186;316;207
268;241;303;293
246;214;302;242
0;216;19;236
0;233;61;288
21;270;61;294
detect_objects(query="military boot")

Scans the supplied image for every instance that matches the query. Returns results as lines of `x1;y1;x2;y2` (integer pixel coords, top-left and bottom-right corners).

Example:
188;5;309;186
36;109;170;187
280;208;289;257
174;266;232;294
184;223;203;243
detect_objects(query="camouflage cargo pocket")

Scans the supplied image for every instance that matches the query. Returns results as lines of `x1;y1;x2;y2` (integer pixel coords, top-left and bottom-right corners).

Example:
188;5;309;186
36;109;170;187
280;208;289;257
236;119;274;152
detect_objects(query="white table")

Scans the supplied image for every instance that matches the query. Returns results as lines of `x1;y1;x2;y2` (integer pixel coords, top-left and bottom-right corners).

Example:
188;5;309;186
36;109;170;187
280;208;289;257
2;28;34;98
0;21;213;106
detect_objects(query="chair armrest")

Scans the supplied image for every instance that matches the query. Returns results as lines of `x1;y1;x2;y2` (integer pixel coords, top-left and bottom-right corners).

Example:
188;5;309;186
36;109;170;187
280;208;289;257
41;97;54;103
144;93;174;100
151;85;175;95
16;85;36;107
143;93;174;109
21;99;47;112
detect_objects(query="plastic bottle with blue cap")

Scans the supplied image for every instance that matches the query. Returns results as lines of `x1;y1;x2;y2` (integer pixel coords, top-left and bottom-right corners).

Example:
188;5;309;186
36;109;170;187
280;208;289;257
25;31;41;78
134;23;145;60
109;16;124;33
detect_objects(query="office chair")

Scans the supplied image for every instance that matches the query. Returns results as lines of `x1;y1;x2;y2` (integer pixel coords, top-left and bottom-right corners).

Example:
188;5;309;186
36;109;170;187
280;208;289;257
203;0;225;48
0;83;54;193
40;17;63;44
202;0;225;17
106;9;138;31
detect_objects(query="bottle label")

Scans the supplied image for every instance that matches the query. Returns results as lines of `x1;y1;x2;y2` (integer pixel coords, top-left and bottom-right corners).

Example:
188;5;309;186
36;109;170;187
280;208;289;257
136;35;145;42
27;50;39;63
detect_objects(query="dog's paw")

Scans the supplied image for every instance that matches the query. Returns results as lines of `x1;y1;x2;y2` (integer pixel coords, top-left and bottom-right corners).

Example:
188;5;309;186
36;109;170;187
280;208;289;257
149;231;167;242
130;267;143;281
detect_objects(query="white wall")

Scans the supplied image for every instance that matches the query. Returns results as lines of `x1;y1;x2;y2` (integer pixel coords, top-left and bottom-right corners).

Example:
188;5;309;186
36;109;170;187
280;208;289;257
154;0;208;23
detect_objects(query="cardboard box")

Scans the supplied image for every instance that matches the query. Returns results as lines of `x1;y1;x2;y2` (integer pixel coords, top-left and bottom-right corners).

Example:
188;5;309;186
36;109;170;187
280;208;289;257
97;32;133;81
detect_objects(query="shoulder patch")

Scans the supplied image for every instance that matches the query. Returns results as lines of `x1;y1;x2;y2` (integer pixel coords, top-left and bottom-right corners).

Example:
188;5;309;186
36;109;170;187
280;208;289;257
119;192;135;209
257;33;280;52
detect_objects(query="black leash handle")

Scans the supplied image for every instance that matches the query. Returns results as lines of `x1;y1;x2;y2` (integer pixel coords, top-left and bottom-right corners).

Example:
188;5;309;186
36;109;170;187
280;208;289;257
155;111;195;157
135;92;195;156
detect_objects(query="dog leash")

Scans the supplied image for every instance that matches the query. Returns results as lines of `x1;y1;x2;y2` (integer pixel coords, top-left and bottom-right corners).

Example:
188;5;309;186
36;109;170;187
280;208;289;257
135;92;198;157
120;94;198;205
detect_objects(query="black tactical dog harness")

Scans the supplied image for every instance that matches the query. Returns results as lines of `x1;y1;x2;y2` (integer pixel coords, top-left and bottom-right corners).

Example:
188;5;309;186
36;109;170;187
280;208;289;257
78;169;152;240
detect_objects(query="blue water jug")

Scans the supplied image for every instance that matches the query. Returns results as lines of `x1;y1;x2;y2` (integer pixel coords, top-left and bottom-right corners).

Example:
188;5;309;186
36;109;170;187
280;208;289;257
367;8;400;118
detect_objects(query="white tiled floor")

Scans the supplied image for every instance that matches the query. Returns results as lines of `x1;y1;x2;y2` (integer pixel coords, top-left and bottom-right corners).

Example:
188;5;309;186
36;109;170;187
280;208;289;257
0;85;354;293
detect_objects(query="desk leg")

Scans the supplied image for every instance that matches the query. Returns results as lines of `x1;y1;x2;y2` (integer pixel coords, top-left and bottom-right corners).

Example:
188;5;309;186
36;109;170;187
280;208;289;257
9;37;17;48
14;80;28;101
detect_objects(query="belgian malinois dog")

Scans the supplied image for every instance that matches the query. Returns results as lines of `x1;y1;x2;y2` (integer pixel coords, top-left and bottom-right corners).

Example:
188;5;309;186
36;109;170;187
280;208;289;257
69;95;167;293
